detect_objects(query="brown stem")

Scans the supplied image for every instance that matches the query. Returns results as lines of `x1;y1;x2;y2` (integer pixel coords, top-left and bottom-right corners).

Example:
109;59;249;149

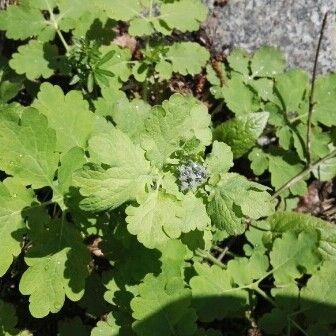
306;11;329;166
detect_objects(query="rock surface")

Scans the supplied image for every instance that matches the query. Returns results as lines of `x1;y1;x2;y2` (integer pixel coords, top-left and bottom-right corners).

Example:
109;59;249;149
204;0;336;74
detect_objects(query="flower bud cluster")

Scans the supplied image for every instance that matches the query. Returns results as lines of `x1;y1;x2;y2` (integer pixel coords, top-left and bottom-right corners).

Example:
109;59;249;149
177;161;208;191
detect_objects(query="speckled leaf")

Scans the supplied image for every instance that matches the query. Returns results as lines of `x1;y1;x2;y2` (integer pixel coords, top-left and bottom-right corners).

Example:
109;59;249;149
251;46;285;77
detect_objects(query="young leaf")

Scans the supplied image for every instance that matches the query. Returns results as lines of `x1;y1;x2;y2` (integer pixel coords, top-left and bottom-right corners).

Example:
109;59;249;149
141;94;211;167
109;98;151;143
126;191;209;249
9;40;58;81
205;141;233;183
32;83;95;152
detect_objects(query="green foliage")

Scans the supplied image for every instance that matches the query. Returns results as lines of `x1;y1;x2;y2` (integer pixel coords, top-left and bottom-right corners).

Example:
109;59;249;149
0;0;209;92
0;2;336;336
209;46;336;200
214;112;269;158
9;40;58;80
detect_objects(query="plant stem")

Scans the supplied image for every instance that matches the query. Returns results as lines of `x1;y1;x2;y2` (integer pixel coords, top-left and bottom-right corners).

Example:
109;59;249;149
272;148;336;199
252;285;277;307
288;317;309;336
196;249;226;268
306;11;329;166
44;0;70;52
56;29;70;52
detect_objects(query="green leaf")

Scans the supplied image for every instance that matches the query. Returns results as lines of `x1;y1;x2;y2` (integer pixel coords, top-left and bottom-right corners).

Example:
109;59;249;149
74;164;150;213
0;108;59;189
57;147;87;194
0;178;33;277
189;262;249;322
205;141;233;183
226;251;269;285
141;94;211;167
159;0;207;33
19;213;90;318
227;48;250;77
251;46;285;77
126;190;209;249
88;123;149;169
158;42;209;77
249;78;274;101
0;300;19;336
131;274;197;336
91;312;134;336
248;148;269;175
74;126;151;212
313;155;336;181
79;274;111;317
129;17;154;36
0;2;53;40
213;112;269;158
207;173;274;235
268;211;336;260
274;69;309;112
95;85;127;118
216;76;256;115
291;124;330;161
158;240;189;279
32;83;95;152
110;98;151;143
258;308;288;335
99;45;132;82
9;41;58;81
312;73;336;126
0;56;23;103
98;0;142;21
301;260;336;323
270;231;321;285
267;152;306;196
58;317;90;336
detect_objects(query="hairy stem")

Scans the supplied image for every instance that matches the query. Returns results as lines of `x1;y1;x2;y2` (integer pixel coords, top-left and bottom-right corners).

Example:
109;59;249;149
306;11;329;166
196;249;226;268
272;148;336;199
44;0;70;52
252;285;277;307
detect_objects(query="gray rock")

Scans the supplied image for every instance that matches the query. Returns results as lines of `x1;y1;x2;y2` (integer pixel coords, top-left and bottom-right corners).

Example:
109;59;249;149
204;0;336;73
